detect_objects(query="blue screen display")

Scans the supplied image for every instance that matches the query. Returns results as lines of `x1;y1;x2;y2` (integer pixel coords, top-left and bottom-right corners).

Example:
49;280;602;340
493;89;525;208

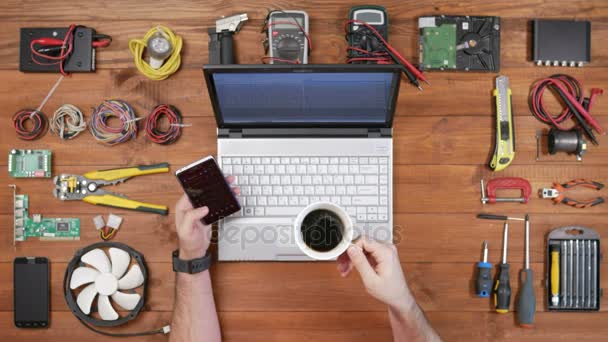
211;72;396;125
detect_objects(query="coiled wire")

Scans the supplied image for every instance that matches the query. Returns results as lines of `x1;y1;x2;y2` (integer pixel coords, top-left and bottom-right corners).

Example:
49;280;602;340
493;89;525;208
12;109;48;140
144;104;183;145
89;100;138;145
50;104;86;140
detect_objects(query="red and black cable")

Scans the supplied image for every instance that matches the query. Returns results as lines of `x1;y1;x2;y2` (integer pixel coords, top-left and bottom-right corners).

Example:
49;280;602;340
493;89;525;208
345;19;428;89
144;104;183;145
12;109;48;140
529;74;604;144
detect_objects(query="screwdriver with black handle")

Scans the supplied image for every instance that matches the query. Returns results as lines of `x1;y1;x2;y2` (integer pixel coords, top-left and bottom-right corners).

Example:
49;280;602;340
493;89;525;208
494;222;511;313
517;214;536;327
476;241;493;297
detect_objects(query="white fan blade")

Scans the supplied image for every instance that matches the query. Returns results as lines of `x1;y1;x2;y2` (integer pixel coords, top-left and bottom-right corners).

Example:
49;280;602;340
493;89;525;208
76;283;98;315
70;267;100;289
111;291;141;311
81;248;111;273
118;265;144;290
98;295;119;321
109;247;130;279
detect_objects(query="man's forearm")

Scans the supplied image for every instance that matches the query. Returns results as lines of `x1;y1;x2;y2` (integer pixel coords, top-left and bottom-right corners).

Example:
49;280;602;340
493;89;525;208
170;270;221;342
388;295;441;342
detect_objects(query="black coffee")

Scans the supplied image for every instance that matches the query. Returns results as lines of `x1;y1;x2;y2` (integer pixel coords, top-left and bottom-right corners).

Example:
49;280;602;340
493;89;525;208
300;209;344;252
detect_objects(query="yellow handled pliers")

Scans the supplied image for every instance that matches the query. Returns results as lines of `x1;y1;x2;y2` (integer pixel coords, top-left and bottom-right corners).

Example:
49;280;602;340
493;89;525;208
53;163;170;215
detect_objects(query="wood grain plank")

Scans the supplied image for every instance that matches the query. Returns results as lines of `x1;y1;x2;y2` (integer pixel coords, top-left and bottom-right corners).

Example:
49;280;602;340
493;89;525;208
1;213;607;264
2;115;608;167
0;310;606;342
2;18;608;69
1;68;606;122
4;165;608;216
1;0;607;21
3;121;608;171
1;261;606;312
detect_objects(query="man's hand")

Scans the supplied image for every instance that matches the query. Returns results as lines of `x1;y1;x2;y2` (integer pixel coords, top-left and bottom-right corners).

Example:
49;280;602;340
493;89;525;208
337;237;413;312
175;176;238;260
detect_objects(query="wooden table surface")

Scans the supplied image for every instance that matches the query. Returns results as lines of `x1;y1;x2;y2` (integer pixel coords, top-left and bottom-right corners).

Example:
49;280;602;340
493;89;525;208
2;0;608;341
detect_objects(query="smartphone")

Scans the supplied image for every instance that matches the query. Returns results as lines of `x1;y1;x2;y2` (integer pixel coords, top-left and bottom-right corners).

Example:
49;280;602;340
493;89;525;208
14;257;49;328
176;156;240;225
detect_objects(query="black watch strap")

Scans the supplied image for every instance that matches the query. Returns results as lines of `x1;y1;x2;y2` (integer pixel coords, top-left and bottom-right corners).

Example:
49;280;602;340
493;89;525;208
172;250;212;274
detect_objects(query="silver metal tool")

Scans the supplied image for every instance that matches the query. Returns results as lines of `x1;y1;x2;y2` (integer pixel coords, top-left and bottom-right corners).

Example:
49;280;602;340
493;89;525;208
568;240;574;307
587;240;592;308
575;240;579;308
561;240;567;307
502;222;509;264
592;240;597;308
208;13;249;65
581;240;586;308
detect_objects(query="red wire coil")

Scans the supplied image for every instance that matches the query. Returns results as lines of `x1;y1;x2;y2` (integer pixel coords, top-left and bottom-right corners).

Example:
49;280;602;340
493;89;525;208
144;104;183;145
12;109;48;140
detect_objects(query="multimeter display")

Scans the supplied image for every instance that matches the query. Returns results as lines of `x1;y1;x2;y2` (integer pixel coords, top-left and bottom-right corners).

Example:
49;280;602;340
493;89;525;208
354;10;385;25
272;16;304;29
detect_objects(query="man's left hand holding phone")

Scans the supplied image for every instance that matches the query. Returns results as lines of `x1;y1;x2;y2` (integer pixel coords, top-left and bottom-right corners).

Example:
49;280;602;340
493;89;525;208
175;155;240;259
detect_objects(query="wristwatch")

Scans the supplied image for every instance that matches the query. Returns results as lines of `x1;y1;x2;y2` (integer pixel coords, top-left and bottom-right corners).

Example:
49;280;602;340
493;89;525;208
172;250;212;274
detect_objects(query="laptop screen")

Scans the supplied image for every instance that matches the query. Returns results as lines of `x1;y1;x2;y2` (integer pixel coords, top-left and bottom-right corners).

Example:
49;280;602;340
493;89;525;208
204;65;400;128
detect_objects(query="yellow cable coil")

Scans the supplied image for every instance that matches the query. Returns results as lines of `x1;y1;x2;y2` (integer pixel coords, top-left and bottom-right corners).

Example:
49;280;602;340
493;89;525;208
128;25;182;80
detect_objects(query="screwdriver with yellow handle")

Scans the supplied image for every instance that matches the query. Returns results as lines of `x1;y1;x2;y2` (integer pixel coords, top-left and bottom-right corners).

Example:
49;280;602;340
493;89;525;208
489;75;515;172
494;222;511;313
550;244;560;307
517;214;535;327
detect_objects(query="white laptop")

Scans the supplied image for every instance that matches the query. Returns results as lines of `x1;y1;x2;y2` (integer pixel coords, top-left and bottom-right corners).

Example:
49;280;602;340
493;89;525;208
202;64;401;261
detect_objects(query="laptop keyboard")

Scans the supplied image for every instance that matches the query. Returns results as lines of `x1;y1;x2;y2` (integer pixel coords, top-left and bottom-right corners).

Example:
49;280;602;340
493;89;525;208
221;156;390;223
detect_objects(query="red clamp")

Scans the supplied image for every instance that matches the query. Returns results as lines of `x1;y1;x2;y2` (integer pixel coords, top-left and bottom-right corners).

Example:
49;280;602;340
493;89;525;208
481;177;532;204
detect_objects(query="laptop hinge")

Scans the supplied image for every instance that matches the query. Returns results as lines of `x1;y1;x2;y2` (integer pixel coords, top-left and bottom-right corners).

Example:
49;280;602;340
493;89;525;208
219;128;242;138
218;128;392;138
368;129;382;138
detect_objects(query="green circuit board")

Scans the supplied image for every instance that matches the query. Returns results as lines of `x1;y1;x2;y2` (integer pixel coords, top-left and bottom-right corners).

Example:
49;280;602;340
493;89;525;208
8;149;52;178
11;186;80;242
420;24;457;70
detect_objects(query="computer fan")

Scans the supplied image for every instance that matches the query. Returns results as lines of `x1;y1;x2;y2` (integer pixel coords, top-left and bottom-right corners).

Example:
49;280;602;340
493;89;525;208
64;242;147;327
419;15;500;72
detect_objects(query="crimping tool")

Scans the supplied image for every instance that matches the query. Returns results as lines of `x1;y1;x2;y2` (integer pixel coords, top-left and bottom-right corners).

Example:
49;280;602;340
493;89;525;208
53;163;170;215
540;179;604;208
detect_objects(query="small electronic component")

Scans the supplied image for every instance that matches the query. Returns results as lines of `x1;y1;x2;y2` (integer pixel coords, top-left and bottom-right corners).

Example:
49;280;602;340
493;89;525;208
533;20;591;67
8;149;52;178
419;15;500;72
9;185;80;243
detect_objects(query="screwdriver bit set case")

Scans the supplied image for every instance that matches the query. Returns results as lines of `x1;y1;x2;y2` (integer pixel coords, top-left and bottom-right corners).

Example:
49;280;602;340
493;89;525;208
546;226;602;311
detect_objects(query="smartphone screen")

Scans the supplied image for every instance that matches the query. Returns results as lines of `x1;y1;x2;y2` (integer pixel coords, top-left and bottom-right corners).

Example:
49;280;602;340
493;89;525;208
176;156;240;225
14;257;49;328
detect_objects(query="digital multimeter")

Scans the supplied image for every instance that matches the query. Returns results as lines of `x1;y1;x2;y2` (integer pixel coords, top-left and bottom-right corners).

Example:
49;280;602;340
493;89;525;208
347;6;389;64
267;10;309;64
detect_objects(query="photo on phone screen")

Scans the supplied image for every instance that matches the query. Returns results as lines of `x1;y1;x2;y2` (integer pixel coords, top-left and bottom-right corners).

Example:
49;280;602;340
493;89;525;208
176;156;240;225
14;257;49;328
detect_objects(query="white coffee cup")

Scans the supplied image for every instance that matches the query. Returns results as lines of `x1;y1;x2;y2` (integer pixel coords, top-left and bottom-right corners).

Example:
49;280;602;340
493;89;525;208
294;202;354;260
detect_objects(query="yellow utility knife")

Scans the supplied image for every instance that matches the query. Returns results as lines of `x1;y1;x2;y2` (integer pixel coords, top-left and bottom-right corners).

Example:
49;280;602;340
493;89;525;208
489;75;515;172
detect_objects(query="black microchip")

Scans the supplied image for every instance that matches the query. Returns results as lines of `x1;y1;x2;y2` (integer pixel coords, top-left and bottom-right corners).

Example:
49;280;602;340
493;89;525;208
532;20;591;66
38;155;44;169
56;222;69;232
